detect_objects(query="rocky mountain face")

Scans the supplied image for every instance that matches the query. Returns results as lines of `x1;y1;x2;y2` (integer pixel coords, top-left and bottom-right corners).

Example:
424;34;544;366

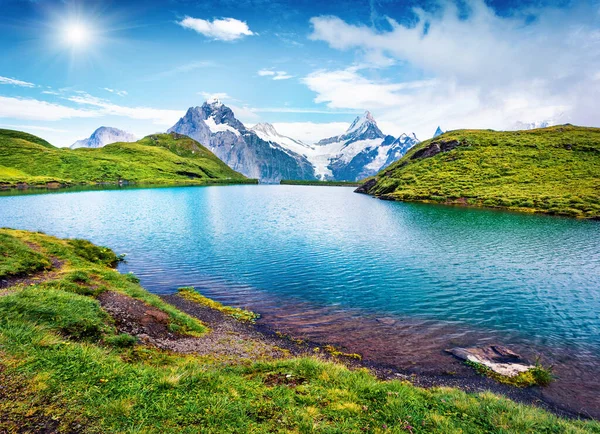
168;99;315;183
168;101;418;182
71;127;136;149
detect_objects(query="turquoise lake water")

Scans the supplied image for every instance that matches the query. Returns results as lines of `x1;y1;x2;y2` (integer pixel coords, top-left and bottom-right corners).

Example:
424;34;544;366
1;184;600;412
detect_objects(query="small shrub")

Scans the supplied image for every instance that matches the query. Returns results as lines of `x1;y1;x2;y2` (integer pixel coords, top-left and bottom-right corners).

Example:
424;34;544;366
66;270;90;284
105;333;137;348
530;361;554;387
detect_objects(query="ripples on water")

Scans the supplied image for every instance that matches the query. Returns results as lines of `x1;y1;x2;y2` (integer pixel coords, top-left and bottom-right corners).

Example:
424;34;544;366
1;185;599;416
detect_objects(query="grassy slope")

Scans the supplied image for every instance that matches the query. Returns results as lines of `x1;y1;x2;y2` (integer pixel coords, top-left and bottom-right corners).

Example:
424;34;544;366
0;130;255;187
359;125;600;218
0;229;598;433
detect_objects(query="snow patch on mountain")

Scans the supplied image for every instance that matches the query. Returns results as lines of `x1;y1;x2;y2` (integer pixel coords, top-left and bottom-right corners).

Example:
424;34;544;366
205;116;240;135
250;123;312;157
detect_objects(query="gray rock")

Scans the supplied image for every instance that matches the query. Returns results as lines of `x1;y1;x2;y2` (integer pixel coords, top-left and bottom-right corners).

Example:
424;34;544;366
446;345;534;377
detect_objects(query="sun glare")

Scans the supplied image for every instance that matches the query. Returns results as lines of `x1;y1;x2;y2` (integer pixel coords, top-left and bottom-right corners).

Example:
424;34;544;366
64;22;90;48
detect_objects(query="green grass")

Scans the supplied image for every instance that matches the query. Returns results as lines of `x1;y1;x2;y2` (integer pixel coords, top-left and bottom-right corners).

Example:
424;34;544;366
281;179;362;186
0;129;256;188
0;229;599;433
0;232;52;278
465;360;554;388
178;286;260;323
359;125;600;219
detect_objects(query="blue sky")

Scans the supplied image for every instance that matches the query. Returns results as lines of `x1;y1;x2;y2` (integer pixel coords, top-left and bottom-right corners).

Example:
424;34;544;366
0;0;598;146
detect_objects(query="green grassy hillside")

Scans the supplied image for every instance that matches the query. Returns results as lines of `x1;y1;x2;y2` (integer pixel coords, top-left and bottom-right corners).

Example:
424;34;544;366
357;125;600;218
1;229;598;433
0;130;254;188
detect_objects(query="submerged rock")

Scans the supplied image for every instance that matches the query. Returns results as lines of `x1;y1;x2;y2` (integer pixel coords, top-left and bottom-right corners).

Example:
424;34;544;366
446;345;534;377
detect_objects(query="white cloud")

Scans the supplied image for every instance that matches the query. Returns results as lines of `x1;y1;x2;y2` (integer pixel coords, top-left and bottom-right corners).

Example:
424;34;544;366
273;72;294;80
66;93;182;126
303;68;570;139
103;88;128;97
0;96;98;121
303;68;437;110
273;122;349;144
307;1;600;136
0;76;35;88
199;91;232;101
258;69;294;80
177;17;254;41
258;69;276;77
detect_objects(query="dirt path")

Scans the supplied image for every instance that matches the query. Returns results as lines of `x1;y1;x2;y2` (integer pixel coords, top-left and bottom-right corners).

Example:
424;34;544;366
0;257;64;296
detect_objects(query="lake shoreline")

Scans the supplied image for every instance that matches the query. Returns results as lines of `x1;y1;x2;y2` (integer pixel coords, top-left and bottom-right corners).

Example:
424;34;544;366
178;292;587;420
170;289;597;421
354;186;600;221
0;179;259;195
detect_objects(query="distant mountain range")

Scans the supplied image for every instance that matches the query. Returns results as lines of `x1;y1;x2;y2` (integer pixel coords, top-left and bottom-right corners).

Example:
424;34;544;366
70;100;421;183
168;100;420;182
71;127;136;149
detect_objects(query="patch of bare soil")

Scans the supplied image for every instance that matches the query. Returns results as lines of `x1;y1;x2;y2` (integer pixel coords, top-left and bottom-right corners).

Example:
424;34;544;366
0;257;64;295
98;291;288;363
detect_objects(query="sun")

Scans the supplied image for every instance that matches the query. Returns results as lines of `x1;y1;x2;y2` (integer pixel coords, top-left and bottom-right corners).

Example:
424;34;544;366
64;22;90;48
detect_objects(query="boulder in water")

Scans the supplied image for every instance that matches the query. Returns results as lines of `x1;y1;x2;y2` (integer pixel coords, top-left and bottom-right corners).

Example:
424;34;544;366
446;345;534;377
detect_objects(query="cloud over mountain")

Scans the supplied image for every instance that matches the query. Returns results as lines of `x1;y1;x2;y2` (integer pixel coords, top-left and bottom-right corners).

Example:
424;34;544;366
307;0;600;138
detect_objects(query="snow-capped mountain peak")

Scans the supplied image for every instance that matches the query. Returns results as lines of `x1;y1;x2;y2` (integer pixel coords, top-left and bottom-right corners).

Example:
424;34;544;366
250;122;313;156
251;122;280;137
346;111;376;135
206;97;223;107
317;110;385;147
168;102;316;182
433;126;444;138
70;126;136;149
